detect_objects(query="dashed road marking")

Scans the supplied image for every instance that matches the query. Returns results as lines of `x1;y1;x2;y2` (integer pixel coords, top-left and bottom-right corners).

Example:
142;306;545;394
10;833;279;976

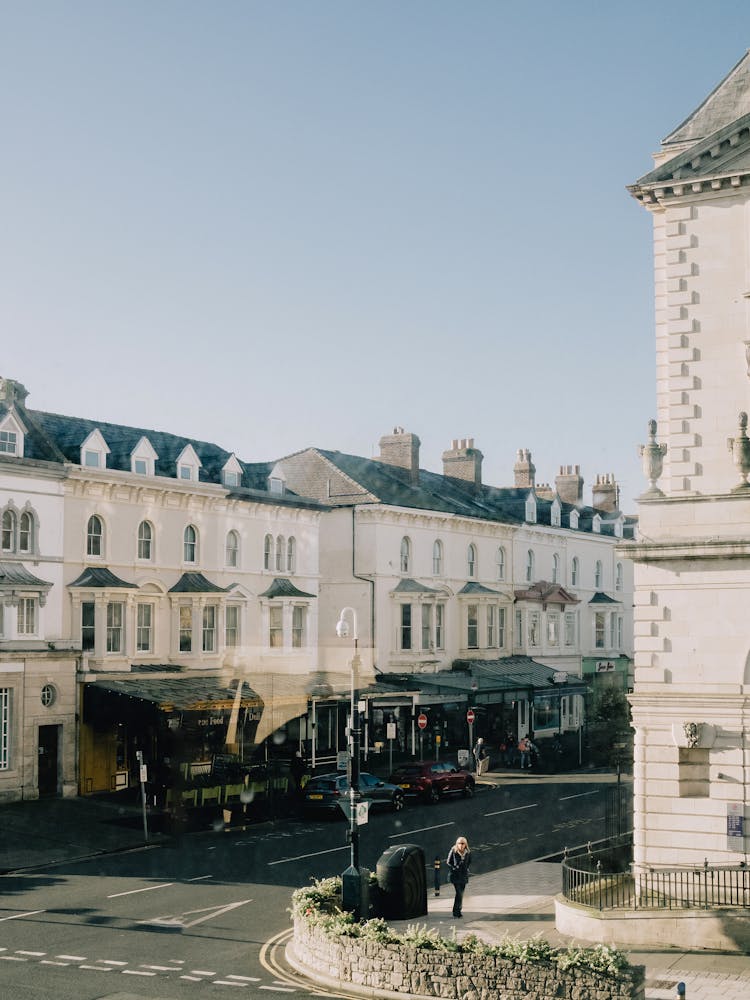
108;882;174;898
0;909;45;922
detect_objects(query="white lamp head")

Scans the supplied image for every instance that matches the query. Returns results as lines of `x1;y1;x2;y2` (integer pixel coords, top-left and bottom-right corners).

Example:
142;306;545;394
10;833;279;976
335;618;350;639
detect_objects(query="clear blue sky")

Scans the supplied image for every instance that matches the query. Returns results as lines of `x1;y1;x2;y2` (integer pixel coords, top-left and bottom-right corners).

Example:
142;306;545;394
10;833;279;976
3;2;749;512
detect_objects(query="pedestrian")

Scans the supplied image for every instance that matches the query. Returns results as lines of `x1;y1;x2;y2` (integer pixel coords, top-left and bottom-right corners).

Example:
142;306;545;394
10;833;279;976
518;734;531;769
473;737;487;775
289;750;307;794
446;835;471;918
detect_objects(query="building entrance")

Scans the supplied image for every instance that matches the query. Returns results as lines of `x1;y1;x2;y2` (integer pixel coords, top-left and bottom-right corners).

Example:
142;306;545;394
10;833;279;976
38;725;60;797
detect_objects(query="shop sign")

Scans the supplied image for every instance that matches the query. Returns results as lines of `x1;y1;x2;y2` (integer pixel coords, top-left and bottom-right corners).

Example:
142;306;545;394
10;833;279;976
596;661;616;673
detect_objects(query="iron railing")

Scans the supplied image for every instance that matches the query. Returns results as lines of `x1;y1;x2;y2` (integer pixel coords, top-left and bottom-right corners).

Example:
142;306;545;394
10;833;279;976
562;842;750;911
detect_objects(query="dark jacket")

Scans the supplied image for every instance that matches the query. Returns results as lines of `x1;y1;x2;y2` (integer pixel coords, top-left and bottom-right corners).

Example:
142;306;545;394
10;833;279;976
446;846;471;886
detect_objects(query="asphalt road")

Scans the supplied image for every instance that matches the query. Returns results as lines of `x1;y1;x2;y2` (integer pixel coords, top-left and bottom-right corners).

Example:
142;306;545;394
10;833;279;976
0;777;622;999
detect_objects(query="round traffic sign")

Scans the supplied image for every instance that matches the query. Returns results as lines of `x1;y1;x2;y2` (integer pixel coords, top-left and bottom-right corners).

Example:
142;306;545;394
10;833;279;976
466;709;475;724
417;713;428;730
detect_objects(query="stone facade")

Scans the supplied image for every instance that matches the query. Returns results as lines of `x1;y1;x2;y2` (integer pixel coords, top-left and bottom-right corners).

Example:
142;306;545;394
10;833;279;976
291;917;646;1000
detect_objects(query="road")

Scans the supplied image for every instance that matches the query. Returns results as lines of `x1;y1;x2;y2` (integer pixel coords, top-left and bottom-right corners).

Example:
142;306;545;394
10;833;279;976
0;776;625;999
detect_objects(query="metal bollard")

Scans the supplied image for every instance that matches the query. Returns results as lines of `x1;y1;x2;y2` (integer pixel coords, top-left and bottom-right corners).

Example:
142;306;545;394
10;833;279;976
676;983;686;999
433;857;441;896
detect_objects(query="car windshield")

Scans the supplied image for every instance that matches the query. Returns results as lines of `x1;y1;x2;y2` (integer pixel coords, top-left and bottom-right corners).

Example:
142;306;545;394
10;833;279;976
307;776;341;791
392;766;423;776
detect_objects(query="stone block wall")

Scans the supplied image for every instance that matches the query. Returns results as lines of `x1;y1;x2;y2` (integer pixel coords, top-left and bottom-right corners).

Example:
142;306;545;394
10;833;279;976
292;918;646;1000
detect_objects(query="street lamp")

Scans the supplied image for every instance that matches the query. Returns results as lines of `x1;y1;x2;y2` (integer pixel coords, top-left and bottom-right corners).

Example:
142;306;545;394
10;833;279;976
335;606;366;917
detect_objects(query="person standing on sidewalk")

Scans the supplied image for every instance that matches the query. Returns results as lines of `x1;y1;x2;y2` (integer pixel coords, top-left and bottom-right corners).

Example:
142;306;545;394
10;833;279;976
518;734;531;769
446;835;471;918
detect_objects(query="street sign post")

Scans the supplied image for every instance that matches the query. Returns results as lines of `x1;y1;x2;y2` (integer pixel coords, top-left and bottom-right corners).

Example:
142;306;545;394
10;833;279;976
417;713;427;761
466;708;475;749
417;713;427;729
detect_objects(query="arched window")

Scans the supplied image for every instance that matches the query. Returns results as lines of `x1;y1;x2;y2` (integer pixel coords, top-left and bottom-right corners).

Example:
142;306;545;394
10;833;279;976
87;515;103;557
275;535;284;572
526;549;535;583
1;509;16;552
496;546;505;581
264;533;273;570
137;520;153;561
552;553;560;584
183;524;197;563
615;562;623;591
19;510;33;553
595;560;603;590
467;544;477;578
287;536;296;573
226;530;239;568
571;557;579;587
432;539;443;576
400;537;411;574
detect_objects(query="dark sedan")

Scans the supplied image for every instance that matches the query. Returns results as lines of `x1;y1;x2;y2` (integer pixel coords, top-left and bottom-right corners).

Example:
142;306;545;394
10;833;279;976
302;771;405;816
388;760;475;803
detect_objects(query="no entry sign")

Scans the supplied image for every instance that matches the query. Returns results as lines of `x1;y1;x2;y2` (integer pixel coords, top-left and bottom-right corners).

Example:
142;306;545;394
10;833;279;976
466;709;475;724
417;713;428;730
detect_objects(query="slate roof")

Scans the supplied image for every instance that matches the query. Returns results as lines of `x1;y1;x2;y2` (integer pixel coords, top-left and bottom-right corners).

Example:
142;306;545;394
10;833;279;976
385;657;588;697
589;591;621;604
88;676;261;711
663;50;750;148
0;561;52;589
68;567;137;589
513;581;580;605
169;572;230;594
392;578;446;595
258;577;316;599
457;582;504;596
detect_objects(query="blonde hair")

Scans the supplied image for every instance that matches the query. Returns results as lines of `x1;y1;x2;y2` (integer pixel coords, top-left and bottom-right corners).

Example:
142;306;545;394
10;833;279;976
454;836;469;852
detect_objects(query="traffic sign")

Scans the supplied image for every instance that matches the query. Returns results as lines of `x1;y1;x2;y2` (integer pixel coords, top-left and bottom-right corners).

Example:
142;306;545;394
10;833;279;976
417;713;428;730
466;709;475;724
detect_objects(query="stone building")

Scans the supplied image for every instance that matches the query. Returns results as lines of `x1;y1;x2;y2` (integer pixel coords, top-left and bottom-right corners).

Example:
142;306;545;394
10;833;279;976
627;50;750;864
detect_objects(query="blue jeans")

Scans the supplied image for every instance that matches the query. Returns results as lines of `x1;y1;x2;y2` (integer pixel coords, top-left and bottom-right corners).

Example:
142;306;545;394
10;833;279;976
520;751;529;768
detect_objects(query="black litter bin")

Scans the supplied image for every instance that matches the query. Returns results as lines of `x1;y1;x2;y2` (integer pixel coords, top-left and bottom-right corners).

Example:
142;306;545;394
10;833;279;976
375;843;427;919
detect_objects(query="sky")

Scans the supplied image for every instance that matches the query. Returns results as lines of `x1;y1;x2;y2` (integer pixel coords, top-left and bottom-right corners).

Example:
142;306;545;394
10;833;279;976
3;2;750;513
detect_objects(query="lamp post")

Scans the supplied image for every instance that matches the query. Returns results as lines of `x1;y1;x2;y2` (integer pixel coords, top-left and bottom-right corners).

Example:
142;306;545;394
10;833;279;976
336;606;365;917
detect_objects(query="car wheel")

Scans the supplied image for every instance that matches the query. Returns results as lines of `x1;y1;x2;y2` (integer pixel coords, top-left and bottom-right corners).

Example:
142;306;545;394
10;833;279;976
392;792;405;812
462;781;475;798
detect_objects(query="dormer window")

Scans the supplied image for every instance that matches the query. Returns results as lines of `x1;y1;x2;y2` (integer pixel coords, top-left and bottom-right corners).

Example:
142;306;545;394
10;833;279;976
614;517;624;539
80;429;110;471
0;429;18;455
84;450;101;468
592;514;602;534
176;444;201;483
222;454;243;488
131;436;157;476
269;477;284;495
569;510;579;530
551;498;561;527
224;470;241;487
525;494;537;523
0;410;25;457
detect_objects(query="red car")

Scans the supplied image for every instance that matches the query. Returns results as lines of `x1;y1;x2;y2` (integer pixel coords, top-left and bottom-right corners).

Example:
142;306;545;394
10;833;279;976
388;760;475;803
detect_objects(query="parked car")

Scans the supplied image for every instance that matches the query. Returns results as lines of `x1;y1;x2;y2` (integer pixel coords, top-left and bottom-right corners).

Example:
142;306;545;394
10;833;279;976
302;771;405;816
388;760;475;803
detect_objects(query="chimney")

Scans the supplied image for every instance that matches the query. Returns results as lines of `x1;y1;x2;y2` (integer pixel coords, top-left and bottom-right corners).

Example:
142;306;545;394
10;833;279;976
377;427;421;486
513;448;536;488
442;437;483;490
592;473;619;512
536;482;554;500
0;378;29;408
555;464;584;506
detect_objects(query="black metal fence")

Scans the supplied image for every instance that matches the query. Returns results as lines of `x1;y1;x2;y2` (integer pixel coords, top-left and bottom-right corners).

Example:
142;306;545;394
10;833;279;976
562;842;750;911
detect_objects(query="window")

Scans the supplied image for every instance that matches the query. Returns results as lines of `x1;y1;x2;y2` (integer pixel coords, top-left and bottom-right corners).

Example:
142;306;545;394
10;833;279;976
82;602;95;651
136;604;153;653
137;521;153;561
264;534;273;570
615;562;623;592
527;610;540;647
292;606;305;648
225;605;240;647
487;605;496;647
564;611;577;647
134;458;148;475
467;604;478;648
595;560;603;590
498;607;506;648
525;495;537;522
287;536;296;573
269;606;283;648
569;509;579;529
571;557;579;587
595;612;606;649
515;609;523;647
526;549;535;583
552;553;560;584
202;605;217;652
496;547;505;581
224;470;241;487
433;539;443;576
547;612;560;646
87;515;103;557
19;511;33;553
435;603;445;649
84;449;101;468
0;688;10;769
179;464;192;480
400;604;412;650
183;524;197;563
18;597;36;635
179;605;193;652
226;530;239;568
0;602;4;637
467;544;477;578
0;429;17;455
421;604;432;649
1;509;15;551
106;602;124;653
400;537;411;574
610;613;618;649
616;615;623;648
275;535;284;572
40;684;56;707
269;477;284;495
551;499;561;527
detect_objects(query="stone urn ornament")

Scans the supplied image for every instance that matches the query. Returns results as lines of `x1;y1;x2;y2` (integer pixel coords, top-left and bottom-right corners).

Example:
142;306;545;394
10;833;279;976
727;411;750;491
639;419;667;497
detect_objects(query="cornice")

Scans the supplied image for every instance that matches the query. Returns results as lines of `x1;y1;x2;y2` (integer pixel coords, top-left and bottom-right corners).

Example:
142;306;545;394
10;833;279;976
626;537;750;562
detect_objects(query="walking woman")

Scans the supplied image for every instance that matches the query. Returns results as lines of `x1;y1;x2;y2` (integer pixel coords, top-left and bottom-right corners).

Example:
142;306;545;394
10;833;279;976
446;835;471;918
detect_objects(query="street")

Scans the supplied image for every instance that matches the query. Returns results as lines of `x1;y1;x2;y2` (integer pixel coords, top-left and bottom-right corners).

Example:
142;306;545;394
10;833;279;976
0;776;624;999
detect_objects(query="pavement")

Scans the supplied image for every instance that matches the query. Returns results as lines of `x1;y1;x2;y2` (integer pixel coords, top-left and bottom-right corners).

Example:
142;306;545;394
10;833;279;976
1;771;749;1000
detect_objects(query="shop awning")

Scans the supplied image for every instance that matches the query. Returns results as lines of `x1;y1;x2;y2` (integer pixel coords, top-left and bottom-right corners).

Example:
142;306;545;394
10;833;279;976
88;675;261;712
399;657;589;702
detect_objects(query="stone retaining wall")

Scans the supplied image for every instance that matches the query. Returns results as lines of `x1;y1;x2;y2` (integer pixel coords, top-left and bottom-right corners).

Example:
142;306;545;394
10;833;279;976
292;918;646;1000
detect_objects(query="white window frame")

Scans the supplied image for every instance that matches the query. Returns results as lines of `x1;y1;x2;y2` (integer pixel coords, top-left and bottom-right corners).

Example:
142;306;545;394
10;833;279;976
571;557;579;587
287;536;296;573
400;537;411;574
498;606;506;648
496;546;505;581
137;520;153;561
527;610;540;647
400;603;412;650
136;603;153;653
0;688;10;769
432;539;443;576
179;605;193;652
225;605;240;647
552;553;560;584
87;515;104;557
526;549;535;583
17;597;36;636
547;611;560;647
0;429;18;455
202;604;217;652
19;510;34;553
615;562;623;591
106;601;124;653
467;604;479;649
564;611;577;647
264;534;273;570
435;602;445;649
269;605;283;648
1;508;15;552
467;544;477;579
595;560;603;590
183;524;197;563
292;605;306;648
226;530;239;568
487;604;496;647
275;535;284;572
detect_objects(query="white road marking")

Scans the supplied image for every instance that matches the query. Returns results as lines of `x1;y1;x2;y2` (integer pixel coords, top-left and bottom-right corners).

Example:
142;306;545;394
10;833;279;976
559;791;600;801
484;803;538;818
122;968;156;976
0;909;45;922
0;956;28;962
192;969;218;976
227;974;262;981
16;950;45;956
268;845;347;865
99;960;127;966
388;821;453;839
187;874;213;881
213;982;248;988
181;975;203;981
79;964;112;971
41;960;69;966
259;985;295;992
143;964;184;971
57;954;86;961
108;882;174;898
